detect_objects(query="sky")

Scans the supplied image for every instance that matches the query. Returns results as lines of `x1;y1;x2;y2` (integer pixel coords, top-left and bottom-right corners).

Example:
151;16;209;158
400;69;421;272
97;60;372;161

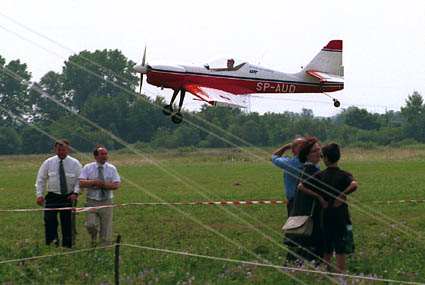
1;0;424;117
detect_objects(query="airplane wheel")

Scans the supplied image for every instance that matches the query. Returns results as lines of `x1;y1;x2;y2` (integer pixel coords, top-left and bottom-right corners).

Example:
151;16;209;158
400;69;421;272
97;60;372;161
162;104;173;116
171;112;183;124
333;100;341;108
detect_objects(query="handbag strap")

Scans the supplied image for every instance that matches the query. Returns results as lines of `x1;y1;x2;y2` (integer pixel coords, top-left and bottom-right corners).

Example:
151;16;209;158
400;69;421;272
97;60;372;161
290;166;316;217
289;167;305;217
309;199;316;217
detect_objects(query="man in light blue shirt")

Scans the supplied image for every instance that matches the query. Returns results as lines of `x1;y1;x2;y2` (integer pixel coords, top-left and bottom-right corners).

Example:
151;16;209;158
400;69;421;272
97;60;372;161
271;138;304;216
76;145;120;246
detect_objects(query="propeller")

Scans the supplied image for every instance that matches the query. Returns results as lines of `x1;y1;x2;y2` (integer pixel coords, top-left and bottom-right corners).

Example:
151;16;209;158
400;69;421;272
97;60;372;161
134;46;147;93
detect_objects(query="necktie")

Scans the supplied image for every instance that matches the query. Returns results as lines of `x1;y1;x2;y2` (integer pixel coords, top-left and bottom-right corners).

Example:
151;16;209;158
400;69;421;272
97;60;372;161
59;160;68;195
98;166;107;199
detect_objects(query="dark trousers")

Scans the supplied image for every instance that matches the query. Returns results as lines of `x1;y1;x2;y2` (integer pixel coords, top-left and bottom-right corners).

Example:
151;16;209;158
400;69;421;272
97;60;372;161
286;198;294;217
44;192;73;248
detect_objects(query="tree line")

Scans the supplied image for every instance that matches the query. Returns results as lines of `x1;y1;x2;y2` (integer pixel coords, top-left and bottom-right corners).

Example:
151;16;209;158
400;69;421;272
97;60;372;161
1;49;425;155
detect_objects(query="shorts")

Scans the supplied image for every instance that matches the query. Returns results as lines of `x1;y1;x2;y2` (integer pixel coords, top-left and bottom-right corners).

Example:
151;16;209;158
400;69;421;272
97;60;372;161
324;225;346;254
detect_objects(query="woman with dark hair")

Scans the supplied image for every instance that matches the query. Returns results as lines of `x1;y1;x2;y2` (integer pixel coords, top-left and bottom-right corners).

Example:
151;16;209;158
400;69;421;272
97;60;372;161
284;136;324;265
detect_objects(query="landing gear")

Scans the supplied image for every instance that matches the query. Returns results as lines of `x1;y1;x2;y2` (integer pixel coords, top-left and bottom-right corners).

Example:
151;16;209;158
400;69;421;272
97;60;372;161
171;112;183;124
333;99;341;107
322;91;341;108
162;104;173;116
162;89;186;124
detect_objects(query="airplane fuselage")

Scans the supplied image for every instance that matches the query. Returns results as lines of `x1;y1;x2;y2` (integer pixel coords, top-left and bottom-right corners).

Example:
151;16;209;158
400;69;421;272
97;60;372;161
146;62;343;95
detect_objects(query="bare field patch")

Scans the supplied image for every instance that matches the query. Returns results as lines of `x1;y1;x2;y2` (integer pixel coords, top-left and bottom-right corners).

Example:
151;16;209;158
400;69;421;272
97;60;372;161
341;147;425;161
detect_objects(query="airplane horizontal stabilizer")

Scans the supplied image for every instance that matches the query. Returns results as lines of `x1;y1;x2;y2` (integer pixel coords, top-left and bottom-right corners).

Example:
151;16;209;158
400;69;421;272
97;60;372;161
306;70;344;83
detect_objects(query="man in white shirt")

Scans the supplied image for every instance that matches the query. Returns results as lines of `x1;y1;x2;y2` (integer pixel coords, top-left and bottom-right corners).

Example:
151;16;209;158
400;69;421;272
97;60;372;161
35;139;82;248
77;145;120;246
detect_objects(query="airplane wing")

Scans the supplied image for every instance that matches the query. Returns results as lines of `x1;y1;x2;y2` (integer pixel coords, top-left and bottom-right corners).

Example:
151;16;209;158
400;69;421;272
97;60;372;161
184;84;249;108
306;70;344;83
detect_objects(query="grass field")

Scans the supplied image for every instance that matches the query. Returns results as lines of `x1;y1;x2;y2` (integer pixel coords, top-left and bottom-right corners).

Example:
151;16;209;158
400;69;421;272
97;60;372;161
0;146;424;284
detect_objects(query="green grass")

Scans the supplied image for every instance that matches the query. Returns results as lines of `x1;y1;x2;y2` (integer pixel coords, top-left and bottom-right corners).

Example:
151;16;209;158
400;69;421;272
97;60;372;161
0;147;424;283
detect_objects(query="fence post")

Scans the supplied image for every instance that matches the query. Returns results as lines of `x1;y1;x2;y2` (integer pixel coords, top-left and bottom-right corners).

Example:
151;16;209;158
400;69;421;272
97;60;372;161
115;235;121;285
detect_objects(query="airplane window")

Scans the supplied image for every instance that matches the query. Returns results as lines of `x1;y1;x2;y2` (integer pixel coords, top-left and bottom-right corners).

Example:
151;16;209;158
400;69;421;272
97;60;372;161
204;57;245;70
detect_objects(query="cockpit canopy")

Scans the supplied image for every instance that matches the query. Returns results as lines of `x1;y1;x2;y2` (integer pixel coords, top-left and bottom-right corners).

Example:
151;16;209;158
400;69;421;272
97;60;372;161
204;57;246;71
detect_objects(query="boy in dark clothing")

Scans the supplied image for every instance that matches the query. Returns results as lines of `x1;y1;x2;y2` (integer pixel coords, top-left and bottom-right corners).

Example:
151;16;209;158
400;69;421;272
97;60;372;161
298;142;358;273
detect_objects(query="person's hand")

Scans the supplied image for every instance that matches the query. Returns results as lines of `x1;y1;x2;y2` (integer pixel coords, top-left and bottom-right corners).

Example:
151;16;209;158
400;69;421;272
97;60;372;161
333;195;345;208
318;196;328;208
69;194;78;202
36;197;45;206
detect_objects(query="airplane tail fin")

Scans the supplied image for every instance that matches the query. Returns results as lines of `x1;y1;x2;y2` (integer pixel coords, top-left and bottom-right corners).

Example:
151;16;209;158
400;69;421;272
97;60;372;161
303;40;343;76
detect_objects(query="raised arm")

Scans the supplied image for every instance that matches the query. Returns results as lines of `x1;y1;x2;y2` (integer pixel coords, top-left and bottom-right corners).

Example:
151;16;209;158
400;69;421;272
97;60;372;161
271;143;292;160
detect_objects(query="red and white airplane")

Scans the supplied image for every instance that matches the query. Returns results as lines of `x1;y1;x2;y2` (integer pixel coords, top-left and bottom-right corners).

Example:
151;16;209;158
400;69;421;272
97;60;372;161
134;40;343;124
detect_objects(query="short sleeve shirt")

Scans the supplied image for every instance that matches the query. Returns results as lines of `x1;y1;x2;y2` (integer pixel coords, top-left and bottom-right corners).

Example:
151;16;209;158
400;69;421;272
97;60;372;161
272;155;304;199
304;167;355;227
79;162;120;201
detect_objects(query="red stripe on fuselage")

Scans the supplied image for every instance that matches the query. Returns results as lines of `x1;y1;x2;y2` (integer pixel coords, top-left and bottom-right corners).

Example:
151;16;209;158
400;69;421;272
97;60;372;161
146;70;343;94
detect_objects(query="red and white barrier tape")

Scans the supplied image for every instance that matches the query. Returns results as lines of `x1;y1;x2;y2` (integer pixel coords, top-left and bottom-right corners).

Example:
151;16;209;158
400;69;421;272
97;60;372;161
0;199;423;213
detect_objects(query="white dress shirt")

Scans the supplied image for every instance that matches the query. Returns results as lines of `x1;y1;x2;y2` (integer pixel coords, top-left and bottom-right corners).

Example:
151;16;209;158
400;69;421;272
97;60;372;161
78;162;120;201
35;155;82;198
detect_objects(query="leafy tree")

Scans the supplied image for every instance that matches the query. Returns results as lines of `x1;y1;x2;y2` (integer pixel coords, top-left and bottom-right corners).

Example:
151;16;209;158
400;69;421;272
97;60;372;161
344;107;381;130
47;116;116;152
400;91;424;122
150;127;177;148
62;49;138;111
20;126;52;154
125;95;171;143
261;112;294;146
173;124;201;147
400;91;425;142
0;126;21;154
80;93;129;136
228;113;266;146
199;117;228;148
300;108;314;119
380;110;403;128
30;71;69;124
0;57;32;125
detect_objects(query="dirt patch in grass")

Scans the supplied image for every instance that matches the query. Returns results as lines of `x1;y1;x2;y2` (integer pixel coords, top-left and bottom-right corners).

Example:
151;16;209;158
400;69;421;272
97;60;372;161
341;147;425;161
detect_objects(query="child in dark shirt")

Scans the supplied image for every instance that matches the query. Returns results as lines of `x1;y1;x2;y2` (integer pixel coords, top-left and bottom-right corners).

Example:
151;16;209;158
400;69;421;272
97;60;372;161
298;142;358;273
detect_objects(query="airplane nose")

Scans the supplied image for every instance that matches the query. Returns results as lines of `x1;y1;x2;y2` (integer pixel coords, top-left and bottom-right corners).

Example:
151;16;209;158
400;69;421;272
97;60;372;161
134;64;148;74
